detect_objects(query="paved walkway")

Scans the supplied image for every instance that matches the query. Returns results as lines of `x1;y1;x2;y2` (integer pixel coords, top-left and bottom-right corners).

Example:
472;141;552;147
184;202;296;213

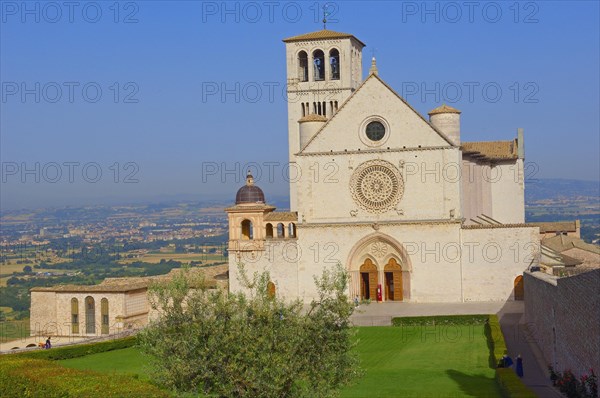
350;300;524;325
0;335;90;352
350;301;562;398
1;330;137;354
499;312;563;398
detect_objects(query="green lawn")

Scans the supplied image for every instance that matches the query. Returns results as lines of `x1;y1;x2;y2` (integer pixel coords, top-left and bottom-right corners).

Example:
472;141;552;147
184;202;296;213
340;326;501;398
58;325;500;398
60;347;149;379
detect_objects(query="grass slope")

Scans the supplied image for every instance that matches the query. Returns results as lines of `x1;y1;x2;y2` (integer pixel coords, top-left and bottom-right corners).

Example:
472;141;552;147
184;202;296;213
56;325;500;397
60;346;149;379
340;326;501;398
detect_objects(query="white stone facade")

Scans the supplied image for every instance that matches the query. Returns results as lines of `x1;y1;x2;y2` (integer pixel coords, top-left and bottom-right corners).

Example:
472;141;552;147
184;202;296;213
30;289;144;337
227;29;538;303
29;266;228;337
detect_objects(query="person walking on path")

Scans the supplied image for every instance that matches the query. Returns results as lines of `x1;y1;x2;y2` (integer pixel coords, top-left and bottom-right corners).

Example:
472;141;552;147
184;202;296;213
45;337;52;349
516;354;524;377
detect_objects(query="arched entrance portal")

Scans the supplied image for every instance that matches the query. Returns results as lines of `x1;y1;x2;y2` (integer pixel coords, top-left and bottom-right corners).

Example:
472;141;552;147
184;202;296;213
360;259;378;300
347;233;412;302
384;258;403;301
514;275;524;300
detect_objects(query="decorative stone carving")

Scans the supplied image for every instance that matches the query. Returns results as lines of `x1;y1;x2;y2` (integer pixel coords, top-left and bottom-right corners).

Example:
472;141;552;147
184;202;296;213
370;241;388;258
350;160;404;213
350;209;358;217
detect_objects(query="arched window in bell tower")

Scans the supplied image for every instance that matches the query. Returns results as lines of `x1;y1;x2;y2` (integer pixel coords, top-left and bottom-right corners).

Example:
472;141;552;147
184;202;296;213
312;50;325;81
241;219;253;240
329;49;340;80
277;223;285;238
298;51;308;82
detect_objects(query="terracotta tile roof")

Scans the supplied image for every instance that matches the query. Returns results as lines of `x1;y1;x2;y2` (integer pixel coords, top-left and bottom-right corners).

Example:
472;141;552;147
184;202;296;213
531;221;579;233
558;253;583;267
30;265;227;293
298;114;327;123
264;211;298;222
283;29;365;46
31;281;149;293
225;204;276;212
461;140;518;160
542;235;600;255
542;243;585;265
428;104;461;115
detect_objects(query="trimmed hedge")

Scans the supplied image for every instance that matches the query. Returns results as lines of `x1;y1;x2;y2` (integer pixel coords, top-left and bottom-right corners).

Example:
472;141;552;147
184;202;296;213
392;314;489;326
0;357;170;397
495;368;537;398
486;315;537;398
11;336;137;361
486;315;508;367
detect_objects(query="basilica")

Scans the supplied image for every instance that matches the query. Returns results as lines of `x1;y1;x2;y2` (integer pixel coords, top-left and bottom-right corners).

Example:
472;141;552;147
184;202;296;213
26;29;545;342
226;29;540;303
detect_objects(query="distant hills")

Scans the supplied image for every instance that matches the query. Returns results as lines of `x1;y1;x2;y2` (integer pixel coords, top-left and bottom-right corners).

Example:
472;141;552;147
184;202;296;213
526;178;599;202
525;178;599;244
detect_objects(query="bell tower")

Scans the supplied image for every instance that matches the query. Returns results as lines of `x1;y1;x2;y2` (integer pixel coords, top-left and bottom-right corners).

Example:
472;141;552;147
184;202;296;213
283;29;366;210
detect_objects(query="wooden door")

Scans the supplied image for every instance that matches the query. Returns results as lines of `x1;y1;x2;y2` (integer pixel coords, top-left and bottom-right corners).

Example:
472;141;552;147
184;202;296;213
514;276;524;300
360;259;378;300
384;259;403;301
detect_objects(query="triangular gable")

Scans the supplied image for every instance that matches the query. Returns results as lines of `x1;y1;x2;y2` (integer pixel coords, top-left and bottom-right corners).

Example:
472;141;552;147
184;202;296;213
300;74;456;154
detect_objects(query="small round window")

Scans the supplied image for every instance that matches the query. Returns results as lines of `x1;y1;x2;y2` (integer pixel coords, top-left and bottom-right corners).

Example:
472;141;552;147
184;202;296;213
366;121;386;141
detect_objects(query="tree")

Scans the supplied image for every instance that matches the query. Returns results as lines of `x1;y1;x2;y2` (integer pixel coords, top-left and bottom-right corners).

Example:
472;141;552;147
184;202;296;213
23;265;33;273
138;264;360;398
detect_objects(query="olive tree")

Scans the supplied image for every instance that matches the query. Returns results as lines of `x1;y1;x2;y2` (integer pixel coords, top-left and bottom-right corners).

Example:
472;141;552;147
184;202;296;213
138;264;360;397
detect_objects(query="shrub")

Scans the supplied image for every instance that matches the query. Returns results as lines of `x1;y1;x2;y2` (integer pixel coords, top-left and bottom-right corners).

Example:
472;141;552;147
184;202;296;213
486;315;507;367
495;368;537;398
138;264;360;397
549;366;598;398
392;314;489;327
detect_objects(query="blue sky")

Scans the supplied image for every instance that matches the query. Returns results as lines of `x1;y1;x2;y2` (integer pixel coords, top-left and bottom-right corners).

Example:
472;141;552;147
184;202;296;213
1;1;599;210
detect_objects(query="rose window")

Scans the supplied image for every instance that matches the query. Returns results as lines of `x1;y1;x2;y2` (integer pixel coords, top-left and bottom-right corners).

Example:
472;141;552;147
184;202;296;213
350;160;403;213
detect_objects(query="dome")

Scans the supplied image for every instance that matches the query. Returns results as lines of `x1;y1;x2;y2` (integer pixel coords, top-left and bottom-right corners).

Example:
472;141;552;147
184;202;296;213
235;172;265;204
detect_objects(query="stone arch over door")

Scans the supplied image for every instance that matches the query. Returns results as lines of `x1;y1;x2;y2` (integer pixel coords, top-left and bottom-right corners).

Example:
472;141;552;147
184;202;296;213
347;232;412;302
